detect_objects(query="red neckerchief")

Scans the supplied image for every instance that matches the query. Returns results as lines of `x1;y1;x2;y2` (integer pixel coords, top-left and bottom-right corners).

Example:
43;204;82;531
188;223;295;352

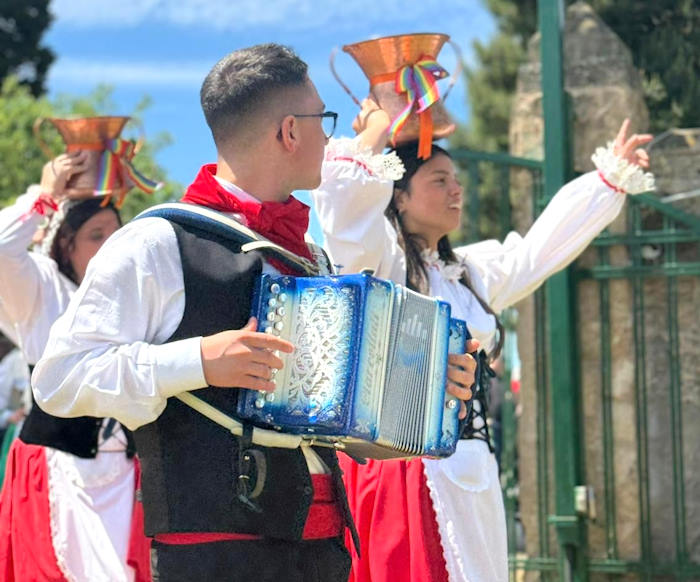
181;164;313;275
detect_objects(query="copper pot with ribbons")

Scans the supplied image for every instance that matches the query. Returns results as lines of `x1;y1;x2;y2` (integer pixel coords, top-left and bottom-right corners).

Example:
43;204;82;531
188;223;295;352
33;116;161;207
331;33;461;158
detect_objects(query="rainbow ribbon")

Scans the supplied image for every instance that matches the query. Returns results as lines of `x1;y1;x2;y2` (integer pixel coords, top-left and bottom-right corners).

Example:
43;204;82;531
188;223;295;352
96;139;162;208
388;55;448;159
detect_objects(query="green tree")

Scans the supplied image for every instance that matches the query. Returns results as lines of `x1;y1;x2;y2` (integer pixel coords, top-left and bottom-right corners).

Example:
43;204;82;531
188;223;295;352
0;76;178;219
593;0;700;132
452;0;699;241
0;76;54;202
459;0;699;148
450;0;536;153
0;0;54;96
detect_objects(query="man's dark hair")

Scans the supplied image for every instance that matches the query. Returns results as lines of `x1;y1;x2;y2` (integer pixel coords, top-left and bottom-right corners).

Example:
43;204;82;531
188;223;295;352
200;43;309;146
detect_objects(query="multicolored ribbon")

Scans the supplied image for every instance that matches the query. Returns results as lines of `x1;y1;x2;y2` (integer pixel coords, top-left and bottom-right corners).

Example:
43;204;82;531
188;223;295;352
388;55;448;159
96;139;162;208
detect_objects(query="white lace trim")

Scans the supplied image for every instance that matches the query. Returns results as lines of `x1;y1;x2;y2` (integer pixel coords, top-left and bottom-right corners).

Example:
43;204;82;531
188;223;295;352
325;137;405;181
421;248;466;282
423;468;460;579
591;142;656;195
46;449;78;582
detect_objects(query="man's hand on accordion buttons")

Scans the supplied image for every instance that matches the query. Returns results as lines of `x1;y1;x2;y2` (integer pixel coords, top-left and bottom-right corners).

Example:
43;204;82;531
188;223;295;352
200;317;294;391
447;338;480;419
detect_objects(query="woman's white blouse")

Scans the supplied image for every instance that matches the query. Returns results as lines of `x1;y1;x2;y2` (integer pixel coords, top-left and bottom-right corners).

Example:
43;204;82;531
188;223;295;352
0;188;76;364
312;137;644;353
312;136;653;582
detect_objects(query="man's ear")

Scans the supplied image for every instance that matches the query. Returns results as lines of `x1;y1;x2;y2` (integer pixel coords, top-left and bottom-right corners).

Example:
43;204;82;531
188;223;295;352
278;115;299;153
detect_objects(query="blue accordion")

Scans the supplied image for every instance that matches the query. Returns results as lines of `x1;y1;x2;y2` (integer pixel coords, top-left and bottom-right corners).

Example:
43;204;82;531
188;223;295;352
237;273;469;459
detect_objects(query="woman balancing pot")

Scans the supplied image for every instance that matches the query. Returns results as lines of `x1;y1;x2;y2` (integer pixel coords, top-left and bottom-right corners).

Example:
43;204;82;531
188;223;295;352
0;133;161;579
33;115;161;207
331;32;460;158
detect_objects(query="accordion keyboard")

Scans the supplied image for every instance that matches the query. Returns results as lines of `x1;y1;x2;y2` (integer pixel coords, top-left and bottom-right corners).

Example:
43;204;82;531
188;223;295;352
237;273;468;459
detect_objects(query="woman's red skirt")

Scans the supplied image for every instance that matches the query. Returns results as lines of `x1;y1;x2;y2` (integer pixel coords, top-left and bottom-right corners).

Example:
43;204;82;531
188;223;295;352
339;453;448;582
0;439;150;581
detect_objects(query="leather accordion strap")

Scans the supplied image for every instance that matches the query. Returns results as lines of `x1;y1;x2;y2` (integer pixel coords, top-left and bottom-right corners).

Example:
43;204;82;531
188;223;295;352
134;202;323;276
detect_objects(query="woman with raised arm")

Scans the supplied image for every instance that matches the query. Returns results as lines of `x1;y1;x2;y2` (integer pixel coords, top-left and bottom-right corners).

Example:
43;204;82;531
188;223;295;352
311;99;653;582
0;151;150;582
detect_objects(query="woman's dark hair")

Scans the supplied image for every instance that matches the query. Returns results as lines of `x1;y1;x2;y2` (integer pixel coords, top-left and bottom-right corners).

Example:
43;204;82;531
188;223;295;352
49;198;121;284
385;141;504;358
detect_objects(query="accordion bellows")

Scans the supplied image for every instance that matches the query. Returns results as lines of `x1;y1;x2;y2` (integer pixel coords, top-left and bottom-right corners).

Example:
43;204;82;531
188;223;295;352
237;273;468;459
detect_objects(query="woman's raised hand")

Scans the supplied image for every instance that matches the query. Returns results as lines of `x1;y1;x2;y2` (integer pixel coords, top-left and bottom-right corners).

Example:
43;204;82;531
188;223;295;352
40;150;90;201
352;98;391;135
612;118;653;169
354;98;392;155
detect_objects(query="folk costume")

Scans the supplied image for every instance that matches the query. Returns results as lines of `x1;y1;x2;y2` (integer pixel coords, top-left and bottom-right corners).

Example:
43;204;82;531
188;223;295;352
33;165;353;582
0;188;150;582
311;136;654;582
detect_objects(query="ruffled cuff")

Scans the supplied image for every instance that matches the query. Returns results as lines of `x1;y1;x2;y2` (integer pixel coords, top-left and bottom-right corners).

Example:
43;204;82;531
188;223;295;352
591;141;655;195
324;136;405;181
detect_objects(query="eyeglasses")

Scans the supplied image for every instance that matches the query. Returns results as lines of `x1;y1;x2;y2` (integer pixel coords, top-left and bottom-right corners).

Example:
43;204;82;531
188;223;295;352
292;111;338;139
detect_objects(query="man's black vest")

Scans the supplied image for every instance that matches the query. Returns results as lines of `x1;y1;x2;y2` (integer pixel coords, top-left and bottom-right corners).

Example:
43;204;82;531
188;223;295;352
21;382;135;459
133;220;349;540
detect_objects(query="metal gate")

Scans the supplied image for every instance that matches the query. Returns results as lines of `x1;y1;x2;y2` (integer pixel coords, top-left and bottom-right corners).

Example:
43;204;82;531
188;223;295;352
448;3;700;577
451;145;700;582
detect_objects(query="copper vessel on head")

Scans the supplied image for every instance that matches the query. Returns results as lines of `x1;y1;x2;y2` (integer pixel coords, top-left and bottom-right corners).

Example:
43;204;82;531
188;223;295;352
334;33;458;146
33;116;135;199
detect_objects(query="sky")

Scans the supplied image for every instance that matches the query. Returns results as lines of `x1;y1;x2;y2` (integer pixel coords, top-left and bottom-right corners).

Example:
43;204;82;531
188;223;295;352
43;0;497;236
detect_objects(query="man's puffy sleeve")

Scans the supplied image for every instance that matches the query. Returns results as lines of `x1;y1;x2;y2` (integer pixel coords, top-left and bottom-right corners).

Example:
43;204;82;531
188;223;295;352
32;217;208;430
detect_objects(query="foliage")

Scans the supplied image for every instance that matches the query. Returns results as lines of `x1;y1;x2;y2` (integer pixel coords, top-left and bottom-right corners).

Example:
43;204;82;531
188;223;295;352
459;0;699;145
0;0;54;96
592;0;700;133
451;0;699;241
0;77;178;219
0;77;54;203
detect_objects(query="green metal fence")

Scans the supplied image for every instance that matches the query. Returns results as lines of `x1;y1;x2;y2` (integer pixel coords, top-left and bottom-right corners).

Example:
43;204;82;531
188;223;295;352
572;196;700;580
451;146;700;581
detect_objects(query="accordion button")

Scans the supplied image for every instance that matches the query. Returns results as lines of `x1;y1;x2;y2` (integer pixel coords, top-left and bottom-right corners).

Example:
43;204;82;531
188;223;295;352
268;298;278;307
254;398;265;409
446;399;458;409
266;312;276;321
265;393;275;402
274;321;284;331
278;293;287;303
276;306;286;316
265;327;276;334
270;283;281;294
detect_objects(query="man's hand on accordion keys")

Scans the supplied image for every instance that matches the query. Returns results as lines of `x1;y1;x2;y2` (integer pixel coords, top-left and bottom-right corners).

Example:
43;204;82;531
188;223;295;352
200;316;295;390
447;338;480;419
